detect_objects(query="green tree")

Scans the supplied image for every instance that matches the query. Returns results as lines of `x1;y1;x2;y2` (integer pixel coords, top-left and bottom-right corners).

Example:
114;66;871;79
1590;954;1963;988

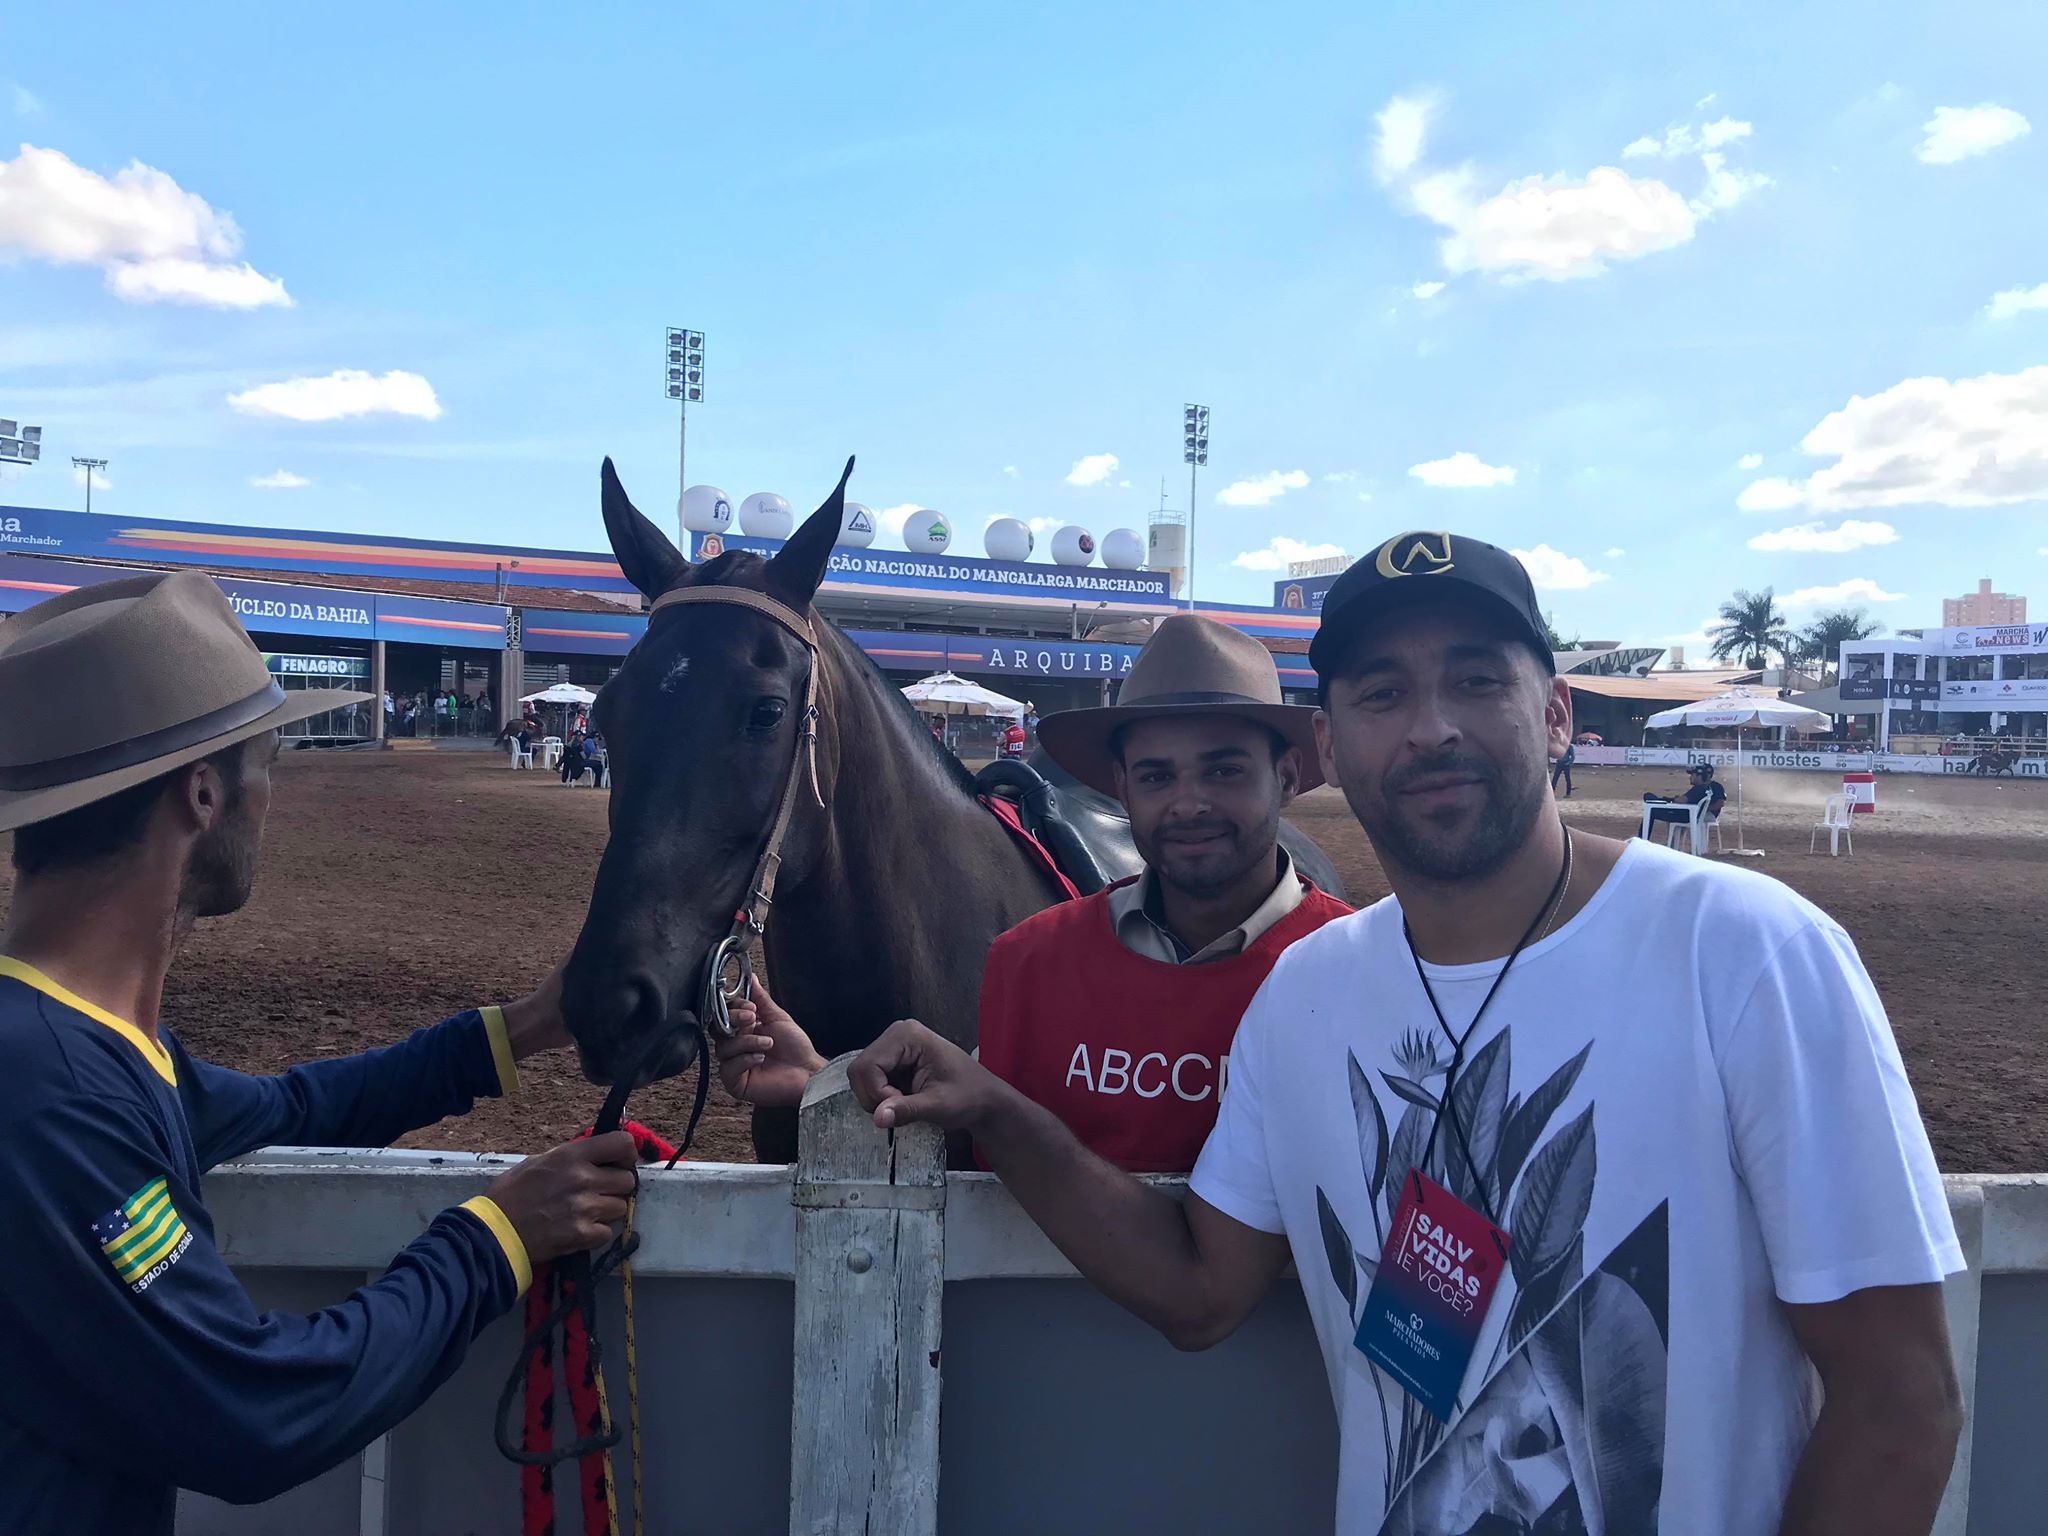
1542;610;1579;653
1707;588;1793;670
1797;609;1885;683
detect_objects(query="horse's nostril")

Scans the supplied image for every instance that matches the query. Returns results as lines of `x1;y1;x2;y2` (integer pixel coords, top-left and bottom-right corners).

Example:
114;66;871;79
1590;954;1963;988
623;972;666;1035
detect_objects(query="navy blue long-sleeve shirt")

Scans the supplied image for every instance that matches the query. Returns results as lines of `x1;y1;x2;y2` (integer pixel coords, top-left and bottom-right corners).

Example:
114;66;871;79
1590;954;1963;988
0;956;532;1534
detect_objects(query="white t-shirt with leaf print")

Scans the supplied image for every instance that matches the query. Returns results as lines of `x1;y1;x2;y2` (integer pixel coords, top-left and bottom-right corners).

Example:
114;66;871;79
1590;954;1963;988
1190;838;1961;1536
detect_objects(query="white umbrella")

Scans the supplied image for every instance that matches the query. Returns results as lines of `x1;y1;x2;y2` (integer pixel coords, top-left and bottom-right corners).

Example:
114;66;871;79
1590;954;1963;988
1645;688;1833;855
898;671;1027;719
520;683;598;705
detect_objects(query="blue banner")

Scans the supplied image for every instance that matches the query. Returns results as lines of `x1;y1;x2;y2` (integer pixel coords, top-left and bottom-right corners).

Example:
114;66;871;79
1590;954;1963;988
690;532;1172;607
1271;573;1340;612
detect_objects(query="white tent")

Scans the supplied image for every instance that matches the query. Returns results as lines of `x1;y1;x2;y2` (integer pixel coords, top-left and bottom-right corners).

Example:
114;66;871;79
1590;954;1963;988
899;671;1027;719
1645;688;1834;855
520;683;598;705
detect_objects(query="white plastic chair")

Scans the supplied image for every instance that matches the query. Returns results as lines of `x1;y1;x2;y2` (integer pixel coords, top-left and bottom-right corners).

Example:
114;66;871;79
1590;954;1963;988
1809;794;1855;857
540;736;564;770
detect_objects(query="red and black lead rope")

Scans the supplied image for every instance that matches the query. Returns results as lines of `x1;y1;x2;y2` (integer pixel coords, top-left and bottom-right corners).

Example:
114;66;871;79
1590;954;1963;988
495;1018;711;1536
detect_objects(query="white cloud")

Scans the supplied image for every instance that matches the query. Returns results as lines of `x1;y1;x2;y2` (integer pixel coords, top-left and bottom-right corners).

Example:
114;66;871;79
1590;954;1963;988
1409;450;1515;488
1321;470;1359;483
1737;452;1764;470
1604;547;1626;558
1987;283;2048;320
106;256;290;308
1736;476;1807;512
71;465;110;491
1623;116;1754;159
1064;452;1118;487
250;469;310;490
1782;577;1904;608
876;503;922;543
1916;104;2030;165
228;369;443;423
1736;366;2048;511
1411;280;1446;299
1373;94;1433;183
0;143;291;308
1216;469;1310;507
9;84;41;117
1001;464;1020;478
1409;163;1699;282
1511;543;1609;590
1025;516;1061;540
1746;519;1899;553
1378;97;1764;282
1232;536;1348;573
1693;150;1770;214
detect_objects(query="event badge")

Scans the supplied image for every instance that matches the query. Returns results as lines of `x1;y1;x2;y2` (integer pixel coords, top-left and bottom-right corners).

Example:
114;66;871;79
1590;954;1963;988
1354;1169;1511;1423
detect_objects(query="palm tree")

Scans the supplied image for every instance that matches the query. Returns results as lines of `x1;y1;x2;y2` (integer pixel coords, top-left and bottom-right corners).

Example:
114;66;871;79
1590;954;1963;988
1707;588;1793;670
1798;609;1885;684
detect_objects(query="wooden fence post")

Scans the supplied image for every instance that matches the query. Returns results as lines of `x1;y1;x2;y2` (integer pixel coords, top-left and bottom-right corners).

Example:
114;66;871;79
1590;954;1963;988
789;1053;945;1535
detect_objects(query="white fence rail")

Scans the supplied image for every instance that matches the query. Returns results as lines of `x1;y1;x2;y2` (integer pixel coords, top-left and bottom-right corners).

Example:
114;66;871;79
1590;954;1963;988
180;1068;2043;1535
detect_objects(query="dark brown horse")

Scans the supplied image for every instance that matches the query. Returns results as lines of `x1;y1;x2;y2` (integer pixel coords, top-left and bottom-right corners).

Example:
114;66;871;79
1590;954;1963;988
560;458;1342;1160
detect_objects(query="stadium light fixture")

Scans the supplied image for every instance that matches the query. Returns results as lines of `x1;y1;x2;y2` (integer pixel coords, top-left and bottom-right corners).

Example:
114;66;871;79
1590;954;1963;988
0;421;42;466
72;455;108;515
1182;404;1209;608
665;327;706;541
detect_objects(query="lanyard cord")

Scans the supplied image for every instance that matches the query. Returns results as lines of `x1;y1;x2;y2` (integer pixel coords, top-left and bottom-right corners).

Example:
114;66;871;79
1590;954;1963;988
1404;827;1573;1226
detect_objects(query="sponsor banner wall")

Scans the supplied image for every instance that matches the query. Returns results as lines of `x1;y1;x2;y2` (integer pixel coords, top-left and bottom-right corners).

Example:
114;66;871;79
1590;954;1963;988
1573;744;2044;777
0;551;506;648
1940;678;2048;702
0;503;629;592
690;532;1172;607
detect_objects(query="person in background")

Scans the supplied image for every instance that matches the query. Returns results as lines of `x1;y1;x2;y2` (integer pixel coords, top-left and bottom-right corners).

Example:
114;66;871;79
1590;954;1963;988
1551;736;1575;797
999;716;1028;759
719;615;1351;1174
1643;761;1726;837
0;574;638;1533
848;532;1962;1536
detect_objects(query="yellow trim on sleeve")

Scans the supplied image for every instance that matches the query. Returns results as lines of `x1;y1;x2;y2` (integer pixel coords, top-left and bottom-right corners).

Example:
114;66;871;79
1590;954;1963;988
0;955;177;1087
479;1005;520;1097
460;1195;532;1298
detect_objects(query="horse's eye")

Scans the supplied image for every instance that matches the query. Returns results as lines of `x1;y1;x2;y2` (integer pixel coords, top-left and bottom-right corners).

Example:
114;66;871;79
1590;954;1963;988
749;698;788;732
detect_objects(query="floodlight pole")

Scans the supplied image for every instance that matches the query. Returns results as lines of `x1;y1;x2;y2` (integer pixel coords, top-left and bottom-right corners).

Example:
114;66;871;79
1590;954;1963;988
72;456;107;515
1187;459;1198;609
1182;404;1209;610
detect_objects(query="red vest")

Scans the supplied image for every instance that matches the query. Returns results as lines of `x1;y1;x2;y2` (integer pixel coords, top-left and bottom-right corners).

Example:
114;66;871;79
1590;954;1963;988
976;876;1352;1173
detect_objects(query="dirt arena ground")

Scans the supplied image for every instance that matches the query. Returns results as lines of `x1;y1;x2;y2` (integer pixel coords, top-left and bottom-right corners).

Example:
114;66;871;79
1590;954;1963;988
30;749;2046;1171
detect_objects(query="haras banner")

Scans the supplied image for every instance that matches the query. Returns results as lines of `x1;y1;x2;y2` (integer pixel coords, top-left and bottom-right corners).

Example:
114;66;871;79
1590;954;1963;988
690;532;1172;608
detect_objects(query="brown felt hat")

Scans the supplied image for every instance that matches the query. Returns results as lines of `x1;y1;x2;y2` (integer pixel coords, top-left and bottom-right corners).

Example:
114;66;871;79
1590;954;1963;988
1036;614;1324;796
0;571;368;833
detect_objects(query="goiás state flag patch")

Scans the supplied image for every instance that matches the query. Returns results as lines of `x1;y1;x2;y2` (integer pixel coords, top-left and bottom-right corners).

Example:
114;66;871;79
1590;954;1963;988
92;1176;193;1292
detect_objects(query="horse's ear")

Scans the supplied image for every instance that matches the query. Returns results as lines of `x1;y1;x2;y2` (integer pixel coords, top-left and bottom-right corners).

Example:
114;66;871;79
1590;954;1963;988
767;455;854;606
601;457;690;600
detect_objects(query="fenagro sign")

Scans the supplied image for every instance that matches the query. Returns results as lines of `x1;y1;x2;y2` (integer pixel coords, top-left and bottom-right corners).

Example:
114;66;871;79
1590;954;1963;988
264;653;369;679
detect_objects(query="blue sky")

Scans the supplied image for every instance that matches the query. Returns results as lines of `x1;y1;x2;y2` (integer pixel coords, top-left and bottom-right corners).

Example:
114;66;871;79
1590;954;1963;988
4;2;2045;651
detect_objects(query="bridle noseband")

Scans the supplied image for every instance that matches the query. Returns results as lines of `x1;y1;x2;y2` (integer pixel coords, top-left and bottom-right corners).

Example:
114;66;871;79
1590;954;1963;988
644;582;823;1044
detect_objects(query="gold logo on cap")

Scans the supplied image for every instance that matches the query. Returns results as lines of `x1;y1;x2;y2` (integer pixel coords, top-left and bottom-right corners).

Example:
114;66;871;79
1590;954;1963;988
1374;533;1455;579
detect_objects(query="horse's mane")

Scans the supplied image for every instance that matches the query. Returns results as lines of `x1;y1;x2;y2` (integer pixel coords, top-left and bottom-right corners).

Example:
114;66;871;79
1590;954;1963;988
820;617;980;797
671;552;979;798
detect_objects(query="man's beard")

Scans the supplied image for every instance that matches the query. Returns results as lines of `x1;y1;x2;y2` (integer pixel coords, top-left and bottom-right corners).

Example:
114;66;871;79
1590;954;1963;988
1350;749;1548;883
1139;812;1276;901
180;802;258;918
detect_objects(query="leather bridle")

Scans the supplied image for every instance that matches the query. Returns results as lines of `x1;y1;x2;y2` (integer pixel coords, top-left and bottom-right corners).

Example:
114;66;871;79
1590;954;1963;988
644;582;823;1042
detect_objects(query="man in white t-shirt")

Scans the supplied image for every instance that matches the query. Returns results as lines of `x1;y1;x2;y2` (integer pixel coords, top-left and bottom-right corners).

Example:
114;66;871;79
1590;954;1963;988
851;531;1964;1535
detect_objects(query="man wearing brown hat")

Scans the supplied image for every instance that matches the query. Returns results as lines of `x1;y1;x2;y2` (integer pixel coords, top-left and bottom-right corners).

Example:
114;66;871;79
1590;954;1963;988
716;613;1350;1173
0;573;640;1533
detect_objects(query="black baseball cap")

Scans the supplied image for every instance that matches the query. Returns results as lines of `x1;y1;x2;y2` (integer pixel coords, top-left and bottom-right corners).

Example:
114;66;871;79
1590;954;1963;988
1308;531;1555;681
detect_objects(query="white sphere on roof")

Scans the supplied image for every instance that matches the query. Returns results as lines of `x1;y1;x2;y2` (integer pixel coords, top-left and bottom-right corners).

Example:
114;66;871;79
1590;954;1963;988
1100;528;1144;569
680;484;733;533
1051;525;1097;566
983;517;1034;563
905;509;952;554
838;501;877;548
739;492;794;539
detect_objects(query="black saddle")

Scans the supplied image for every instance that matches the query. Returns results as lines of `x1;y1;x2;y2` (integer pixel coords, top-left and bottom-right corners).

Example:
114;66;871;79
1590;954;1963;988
974;750;1348;903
